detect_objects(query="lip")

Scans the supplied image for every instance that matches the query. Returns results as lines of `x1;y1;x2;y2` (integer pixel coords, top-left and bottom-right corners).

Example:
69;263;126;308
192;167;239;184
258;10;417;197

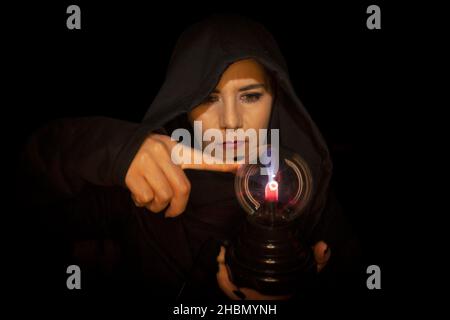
222;141;245;149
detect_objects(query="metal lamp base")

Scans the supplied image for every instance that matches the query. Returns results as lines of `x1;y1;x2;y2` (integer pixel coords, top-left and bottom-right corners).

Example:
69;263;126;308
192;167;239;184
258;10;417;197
225;215;317;296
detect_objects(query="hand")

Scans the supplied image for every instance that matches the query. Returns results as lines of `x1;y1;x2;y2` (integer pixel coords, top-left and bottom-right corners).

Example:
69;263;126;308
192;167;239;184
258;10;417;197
125;133;239;217
216;241;331;300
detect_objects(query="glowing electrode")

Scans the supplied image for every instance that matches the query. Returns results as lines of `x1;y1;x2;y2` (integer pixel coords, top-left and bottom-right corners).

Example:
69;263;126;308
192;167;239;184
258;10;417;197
265;180;279;202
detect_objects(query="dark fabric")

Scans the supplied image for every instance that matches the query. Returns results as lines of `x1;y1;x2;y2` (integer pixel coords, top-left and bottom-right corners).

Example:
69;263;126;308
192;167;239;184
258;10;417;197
18;14;359;301
119;15;333;237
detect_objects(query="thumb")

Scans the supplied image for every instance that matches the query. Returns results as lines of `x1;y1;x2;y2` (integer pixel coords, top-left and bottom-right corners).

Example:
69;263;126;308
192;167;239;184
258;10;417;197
313;241;331;272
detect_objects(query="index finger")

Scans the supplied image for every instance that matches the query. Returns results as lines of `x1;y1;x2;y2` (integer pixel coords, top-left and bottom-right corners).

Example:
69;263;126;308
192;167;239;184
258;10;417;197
164;138;241;173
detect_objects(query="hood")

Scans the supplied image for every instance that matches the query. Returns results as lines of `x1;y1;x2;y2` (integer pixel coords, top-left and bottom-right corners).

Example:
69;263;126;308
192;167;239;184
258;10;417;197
115;14;333;238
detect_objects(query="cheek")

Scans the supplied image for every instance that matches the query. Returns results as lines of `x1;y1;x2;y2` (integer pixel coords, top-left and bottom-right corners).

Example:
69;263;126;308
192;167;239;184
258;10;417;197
243;98;273;130
189;105;220;130
189;106;221;149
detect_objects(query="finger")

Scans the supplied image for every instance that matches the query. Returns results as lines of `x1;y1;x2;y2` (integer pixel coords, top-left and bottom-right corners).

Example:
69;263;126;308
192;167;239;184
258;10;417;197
155;150;191;217
142;157;174;213
313;241;331;272
183;147;241;172
127;175;154;206
216;251;240;300
217;246;226;263
182;160;241;173
162;137;241;173
131;194;144;207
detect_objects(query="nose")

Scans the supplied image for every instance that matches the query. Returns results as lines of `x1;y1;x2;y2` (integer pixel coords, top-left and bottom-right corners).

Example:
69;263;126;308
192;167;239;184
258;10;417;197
220;97;242;129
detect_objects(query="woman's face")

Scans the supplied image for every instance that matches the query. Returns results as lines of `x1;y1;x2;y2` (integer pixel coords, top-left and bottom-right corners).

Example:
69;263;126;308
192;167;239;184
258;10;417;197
188;59;273;160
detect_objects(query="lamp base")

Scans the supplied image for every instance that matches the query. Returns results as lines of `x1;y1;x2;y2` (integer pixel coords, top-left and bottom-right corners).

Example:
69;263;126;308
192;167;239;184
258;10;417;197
225;215;317;296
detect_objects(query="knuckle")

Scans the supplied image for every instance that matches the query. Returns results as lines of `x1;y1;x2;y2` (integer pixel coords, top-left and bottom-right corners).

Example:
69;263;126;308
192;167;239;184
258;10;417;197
150;140;165;153
158;190;173;203
178;182;191;196
139;193;153;204
125;173;134;189
149;202;163;213
136;196;146;205
131;195;143;207
144;136;157;146
134;151;150;167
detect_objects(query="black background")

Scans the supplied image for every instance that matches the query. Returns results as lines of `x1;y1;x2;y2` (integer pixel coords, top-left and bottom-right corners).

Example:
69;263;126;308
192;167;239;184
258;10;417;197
5;0;412;314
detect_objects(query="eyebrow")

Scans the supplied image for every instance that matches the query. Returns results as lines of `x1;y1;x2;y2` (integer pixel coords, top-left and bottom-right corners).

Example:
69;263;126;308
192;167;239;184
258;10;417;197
212;83;265;93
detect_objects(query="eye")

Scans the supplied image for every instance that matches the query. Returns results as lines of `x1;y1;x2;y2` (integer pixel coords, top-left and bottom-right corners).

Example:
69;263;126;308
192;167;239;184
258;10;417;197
202;94;219;105
241;92;263;104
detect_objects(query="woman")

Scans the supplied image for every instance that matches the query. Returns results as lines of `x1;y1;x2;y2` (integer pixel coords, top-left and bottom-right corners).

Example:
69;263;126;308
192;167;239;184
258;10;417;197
20;14;358;301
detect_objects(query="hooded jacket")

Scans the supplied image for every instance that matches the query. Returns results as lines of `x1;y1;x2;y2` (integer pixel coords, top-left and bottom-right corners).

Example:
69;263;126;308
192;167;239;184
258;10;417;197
20;15;358;301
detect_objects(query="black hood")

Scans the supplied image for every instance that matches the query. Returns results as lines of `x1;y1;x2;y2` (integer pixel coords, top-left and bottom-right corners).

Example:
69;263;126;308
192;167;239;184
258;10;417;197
115;14;333;237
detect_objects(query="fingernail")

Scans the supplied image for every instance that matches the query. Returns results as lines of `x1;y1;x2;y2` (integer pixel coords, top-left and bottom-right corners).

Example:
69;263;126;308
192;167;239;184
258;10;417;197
233;290;246;300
